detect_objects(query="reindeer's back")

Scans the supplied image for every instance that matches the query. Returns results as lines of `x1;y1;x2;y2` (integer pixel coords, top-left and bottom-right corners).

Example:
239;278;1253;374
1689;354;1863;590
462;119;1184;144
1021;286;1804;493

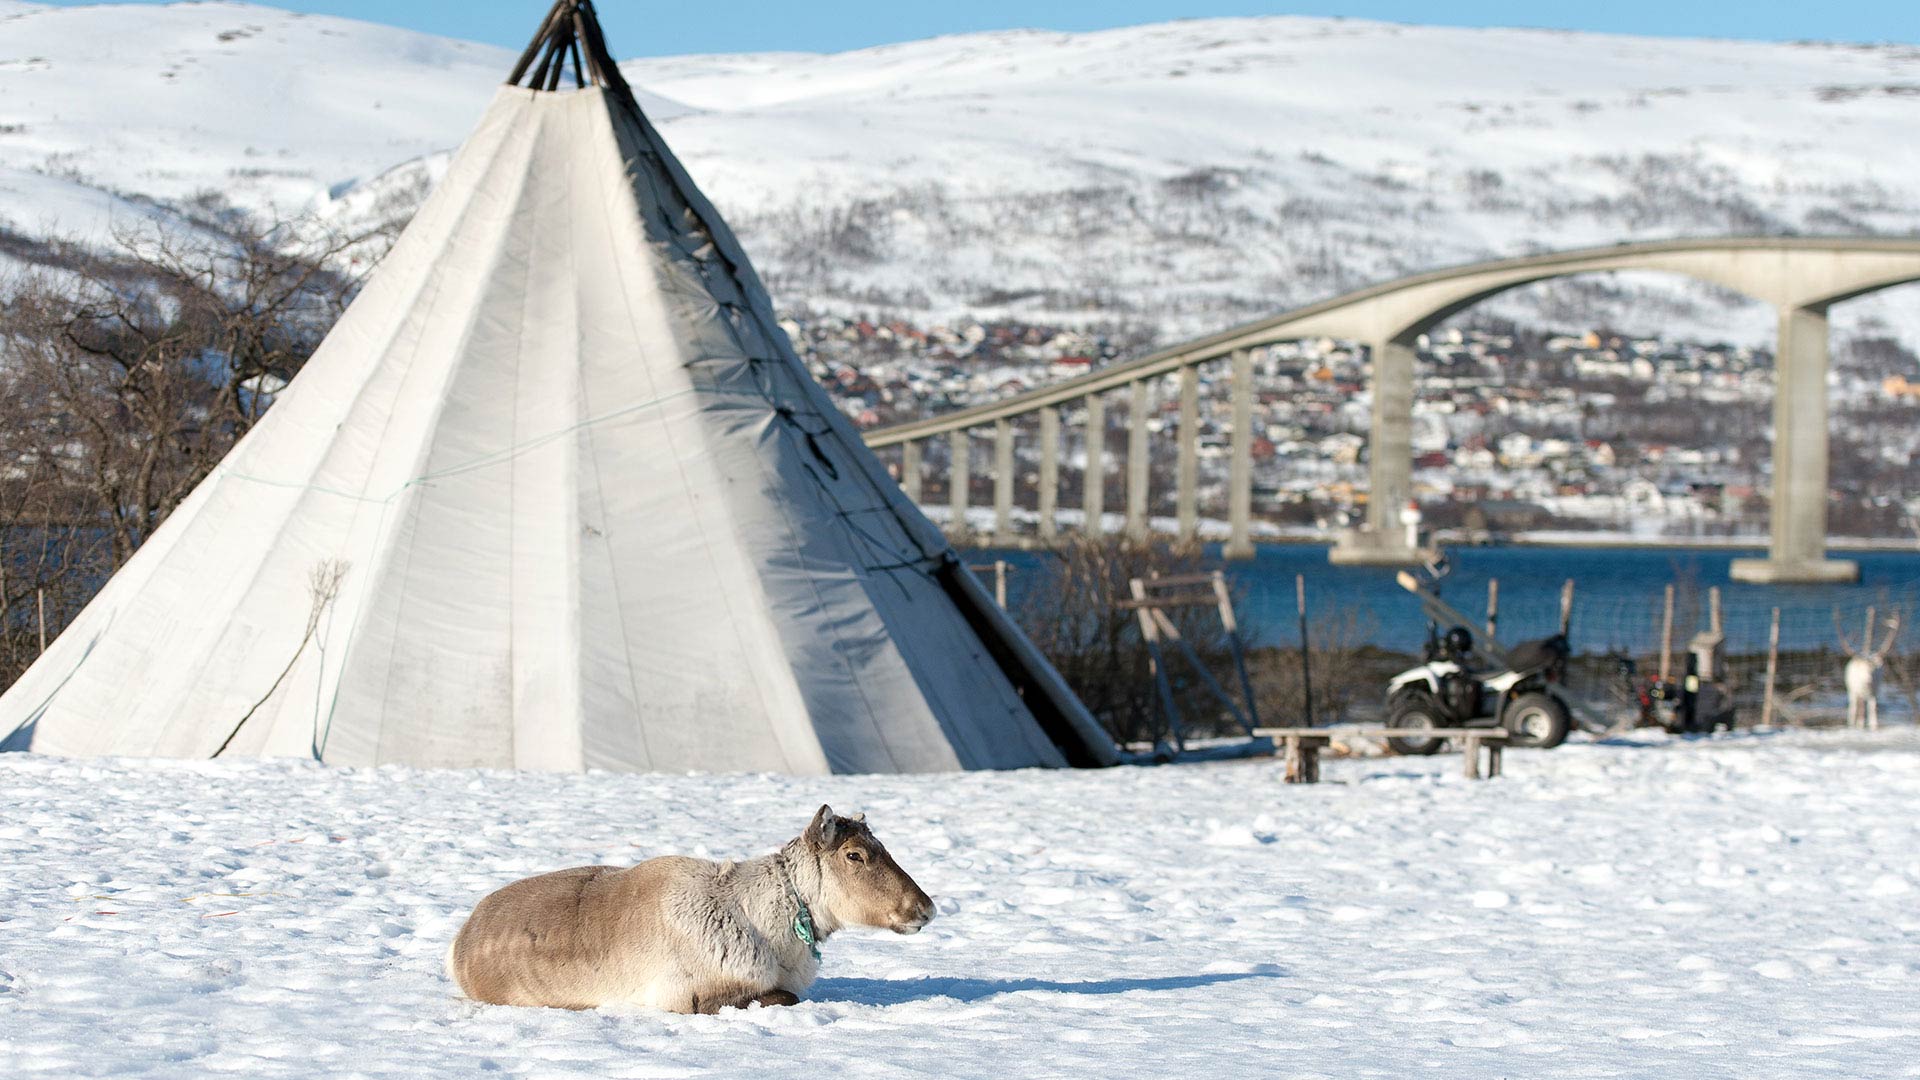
450;858;708;1009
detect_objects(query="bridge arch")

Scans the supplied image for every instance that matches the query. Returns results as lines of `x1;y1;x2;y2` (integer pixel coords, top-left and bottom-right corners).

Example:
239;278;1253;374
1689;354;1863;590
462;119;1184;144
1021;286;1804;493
1382;269;1763;347
1370;251;1920;347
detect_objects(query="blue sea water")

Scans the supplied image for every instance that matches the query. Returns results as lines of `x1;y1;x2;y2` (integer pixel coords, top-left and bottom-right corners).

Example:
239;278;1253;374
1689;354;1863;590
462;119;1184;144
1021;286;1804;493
974;543;1920;656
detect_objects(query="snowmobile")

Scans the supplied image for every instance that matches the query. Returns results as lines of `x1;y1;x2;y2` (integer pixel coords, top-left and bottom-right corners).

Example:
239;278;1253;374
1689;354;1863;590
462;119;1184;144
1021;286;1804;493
1381;561;1573;754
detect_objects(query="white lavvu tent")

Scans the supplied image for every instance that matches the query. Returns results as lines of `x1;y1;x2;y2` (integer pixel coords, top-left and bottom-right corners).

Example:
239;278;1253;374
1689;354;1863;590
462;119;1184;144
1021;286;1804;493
0;1;1116;775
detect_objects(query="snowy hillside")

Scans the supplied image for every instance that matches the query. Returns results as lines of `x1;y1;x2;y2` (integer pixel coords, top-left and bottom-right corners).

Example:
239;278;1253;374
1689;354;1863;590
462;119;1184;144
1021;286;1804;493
0;2;497;235
4;3;1920;345
4;731;1919;1076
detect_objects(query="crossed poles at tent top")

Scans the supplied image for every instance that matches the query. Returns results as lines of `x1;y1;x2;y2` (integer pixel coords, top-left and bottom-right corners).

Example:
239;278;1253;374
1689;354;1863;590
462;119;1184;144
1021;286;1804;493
509;0;634;97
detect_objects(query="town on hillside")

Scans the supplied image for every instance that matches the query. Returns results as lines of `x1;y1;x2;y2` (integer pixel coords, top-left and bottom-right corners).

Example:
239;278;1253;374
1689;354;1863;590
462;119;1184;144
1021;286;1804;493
786;310;1920;542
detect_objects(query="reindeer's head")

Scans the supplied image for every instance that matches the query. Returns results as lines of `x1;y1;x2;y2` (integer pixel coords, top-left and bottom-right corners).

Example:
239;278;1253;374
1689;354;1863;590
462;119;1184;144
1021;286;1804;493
801;805;934;935
1838;608;1903;666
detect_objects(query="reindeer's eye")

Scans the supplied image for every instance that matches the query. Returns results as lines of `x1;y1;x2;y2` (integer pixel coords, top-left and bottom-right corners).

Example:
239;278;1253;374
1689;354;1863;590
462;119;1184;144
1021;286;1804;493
845;849;867;864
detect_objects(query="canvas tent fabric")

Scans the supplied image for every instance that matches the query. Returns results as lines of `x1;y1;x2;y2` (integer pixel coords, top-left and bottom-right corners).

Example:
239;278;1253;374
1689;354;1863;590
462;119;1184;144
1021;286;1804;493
0;1;1116;775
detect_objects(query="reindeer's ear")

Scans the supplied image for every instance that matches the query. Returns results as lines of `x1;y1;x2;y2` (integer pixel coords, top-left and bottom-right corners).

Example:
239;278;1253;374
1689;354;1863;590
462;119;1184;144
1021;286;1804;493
849;811;866;823
805;804;840;850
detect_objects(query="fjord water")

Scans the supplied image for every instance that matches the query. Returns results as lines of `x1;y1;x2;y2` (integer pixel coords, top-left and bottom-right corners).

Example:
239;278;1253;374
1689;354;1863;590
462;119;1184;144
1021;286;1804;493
978;544;1920;655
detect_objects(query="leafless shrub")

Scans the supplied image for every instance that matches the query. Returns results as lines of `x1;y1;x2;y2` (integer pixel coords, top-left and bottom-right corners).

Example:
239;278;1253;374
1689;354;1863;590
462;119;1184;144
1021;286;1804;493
0;211;381;693
1249;605;1383;726
0;457;111;688
1015;535;1254;747
0;216;371;567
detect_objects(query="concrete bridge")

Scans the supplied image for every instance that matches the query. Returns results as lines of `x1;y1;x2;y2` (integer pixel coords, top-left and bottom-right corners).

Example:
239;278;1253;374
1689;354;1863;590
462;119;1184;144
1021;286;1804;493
862;237;1920;583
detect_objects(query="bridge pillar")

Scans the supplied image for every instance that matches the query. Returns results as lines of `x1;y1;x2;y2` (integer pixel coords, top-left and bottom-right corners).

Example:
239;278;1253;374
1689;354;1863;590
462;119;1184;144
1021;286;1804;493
948;428;970;540
1176;365;1199;545
1126;380;1151;542
1731;305;1858;584
1225;348;1254;560
1331;338;1426;566
1083;393;1106;537
992;419;1017;545
901;439;922;503
1038;405;1060;542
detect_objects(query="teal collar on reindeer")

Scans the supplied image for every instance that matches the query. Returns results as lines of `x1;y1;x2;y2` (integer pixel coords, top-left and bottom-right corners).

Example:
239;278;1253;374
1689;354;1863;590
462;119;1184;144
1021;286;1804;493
783;875;822;961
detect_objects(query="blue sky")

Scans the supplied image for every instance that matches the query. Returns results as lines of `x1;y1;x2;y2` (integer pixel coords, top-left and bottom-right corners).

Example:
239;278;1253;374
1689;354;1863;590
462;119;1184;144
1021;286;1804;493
33;1;1920;54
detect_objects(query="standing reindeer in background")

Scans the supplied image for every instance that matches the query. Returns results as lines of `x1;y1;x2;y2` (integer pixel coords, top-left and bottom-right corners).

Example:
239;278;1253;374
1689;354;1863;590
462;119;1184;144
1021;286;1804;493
1837;607;1901;731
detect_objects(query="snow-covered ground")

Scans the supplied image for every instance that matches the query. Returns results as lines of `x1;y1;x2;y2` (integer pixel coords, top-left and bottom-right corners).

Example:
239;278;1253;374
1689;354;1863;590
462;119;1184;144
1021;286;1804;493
4;730;1919;1077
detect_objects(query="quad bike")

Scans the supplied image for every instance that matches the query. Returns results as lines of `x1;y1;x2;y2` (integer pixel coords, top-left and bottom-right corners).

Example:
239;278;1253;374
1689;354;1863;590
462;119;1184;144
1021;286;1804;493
1384;624;1573;753
1382;558;1574;754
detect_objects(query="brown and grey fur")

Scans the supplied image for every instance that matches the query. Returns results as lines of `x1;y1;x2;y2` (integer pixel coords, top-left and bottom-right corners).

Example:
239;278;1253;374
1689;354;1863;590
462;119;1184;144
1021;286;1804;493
447;805;933;1014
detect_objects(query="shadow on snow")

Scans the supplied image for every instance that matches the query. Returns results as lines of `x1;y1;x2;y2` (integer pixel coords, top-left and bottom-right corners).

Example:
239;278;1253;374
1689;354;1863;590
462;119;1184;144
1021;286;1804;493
812;970;1283;1006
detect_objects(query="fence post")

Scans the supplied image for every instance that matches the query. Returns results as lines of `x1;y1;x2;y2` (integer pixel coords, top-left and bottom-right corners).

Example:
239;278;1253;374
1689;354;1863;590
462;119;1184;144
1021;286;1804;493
1296;573;1314;726
994;560;1008;609
1762;605;1780;728
1659;584;1675;683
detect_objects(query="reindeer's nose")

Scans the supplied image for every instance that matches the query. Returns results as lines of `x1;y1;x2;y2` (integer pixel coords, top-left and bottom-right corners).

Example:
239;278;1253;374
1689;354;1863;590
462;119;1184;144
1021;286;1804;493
895;890;935;934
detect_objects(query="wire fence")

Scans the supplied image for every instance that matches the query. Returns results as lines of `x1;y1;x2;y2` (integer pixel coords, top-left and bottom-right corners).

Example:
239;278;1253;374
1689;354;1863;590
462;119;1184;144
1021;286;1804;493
1453;577;1920;728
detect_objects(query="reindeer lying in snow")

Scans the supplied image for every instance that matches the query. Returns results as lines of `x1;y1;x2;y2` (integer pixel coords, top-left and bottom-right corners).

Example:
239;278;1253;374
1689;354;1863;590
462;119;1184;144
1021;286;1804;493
1838;608;1902;731
448;806;933;1014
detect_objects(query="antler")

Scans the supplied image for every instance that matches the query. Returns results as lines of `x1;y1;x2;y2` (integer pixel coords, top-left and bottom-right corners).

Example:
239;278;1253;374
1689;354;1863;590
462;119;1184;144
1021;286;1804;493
1874;612;1902;660
1835;608;1860;656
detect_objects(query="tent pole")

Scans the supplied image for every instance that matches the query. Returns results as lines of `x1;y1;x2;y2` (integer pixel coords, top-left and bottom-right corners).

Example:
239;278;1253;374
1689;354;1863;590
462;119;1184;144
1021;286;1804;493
544;26;571;92
568;20;587;87
508;1;572;87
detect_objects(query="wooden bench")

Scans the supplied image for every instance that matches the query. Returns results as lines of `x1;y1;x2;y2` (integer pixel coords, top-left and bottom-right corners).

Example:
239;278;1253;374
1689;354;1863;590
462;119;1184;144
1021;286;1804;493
1251;727;1509;783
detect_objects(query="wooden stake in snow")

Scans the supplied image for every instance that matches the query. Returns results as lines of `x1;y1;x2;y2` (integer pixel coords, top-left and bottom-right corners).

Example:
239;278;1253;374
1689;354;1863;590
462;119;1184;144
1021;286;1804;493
1296;574;1314;726
1762;606;1781;728
1660;584;1676;683
967;561;1011;608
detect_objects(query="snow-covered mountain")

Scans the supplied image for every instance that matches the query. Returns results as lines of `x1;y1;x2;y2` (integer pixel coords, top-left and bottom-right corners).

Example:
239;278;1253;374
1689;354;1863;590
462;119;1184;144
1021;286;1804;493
5;1;1920;346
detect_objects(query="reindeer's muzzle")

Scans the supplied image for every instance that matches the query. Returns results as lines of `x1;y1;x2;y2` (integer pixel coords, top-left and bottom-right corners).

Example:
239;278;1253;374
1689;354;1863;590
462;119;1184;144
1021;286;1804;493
892;887;935;934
